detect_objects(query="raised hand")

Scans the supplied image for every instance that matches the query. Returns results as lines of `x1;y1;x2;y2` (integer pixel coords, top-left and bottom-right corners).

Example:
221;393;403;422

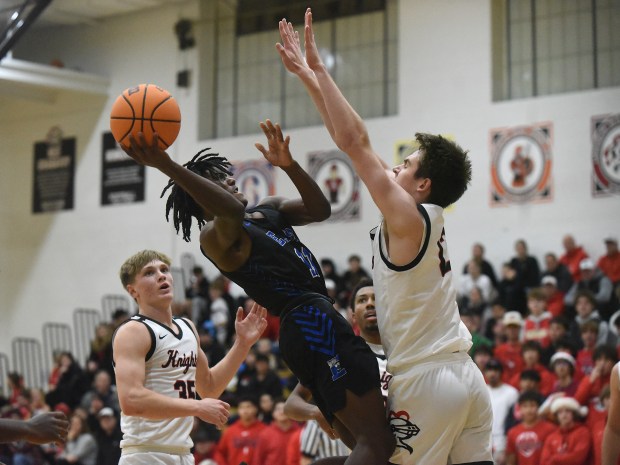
122;132;172;170
277;18;309;76
303;8;324;71
234;301;268;347
255;120;293;168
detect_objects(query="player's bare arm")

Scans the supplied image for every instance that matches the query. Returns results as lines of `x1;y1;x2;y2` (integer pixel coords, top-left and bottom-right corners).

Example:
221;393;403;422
0;412;69;445
285;383;338;439
288;10;424;261
113;320;231;427
122;132;248;268
188;303;267;399
602;363;620;465
255;119;331;226
277;17;390;173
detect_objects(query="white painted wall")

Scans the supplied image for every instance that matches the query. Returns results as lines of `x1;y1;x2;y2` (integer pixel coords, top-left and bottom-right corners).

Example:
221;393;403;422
1;0;618;359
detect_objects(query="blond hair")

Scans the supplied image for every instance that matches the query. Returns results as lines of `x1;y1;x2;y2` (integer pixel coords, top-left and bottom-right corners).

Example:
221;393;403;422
119;250;171;288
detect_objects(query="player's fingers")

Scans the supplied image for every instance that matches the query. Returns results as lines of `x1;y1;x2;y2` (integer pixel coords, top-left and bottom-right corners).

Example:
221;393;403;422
235;307;244;322
284;135;290;148
151;132;160;150
275;123;284;141
265;119;276;134
255;143;267;156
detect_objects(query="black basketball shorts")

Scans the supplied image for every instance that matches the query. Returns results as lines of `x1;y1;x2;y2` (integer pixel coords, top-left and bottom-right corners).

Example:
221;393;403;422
279;296;380;424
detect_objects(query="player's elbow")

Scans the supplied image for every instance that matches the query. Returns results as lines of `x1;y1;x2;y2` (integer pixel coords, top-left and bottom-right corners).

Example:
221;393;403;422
119;390;143;416
313;202;331;222
334;128;370;154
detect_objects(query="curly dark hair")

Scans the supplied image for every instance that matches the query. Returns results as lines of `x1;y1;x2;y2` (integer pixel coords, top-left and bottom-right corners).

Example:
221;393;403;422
160;148;232;242
414;133;472;208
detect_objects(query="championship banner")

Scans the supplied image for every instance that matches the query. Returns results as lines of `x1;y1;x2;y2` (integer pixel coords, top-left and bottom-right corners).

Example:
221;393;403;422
101;132;145;205
591;113;620;197
231;159;275;209
307;149;360;222
489;122;553;206
32;126;75;214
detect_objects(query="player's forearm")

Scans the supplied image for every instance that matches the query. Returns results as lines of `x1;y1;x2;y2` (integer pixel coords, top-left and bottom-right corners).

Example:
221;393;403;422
602;427;620;465
284;394;321;422
282;161;330;221
119;385;200;419
312;65;371;155
0;419;33;443
295;69;336;139
159;159;245;218
200;338;253;399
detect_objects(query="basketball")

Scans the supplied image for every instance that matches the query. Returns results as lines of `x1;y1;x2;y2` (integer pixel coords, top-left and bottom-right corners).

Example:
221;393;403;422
110;84;181;150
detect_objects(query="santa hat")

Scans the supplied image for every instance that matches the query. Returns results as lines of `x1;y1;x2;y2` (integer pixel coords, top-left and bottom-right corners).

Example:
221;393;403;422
550;396;588;418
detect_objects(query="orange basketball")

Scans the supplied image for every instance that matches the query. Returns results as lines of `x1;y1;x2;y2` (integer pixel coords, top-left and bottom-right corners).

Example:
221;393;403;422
109;84;181;150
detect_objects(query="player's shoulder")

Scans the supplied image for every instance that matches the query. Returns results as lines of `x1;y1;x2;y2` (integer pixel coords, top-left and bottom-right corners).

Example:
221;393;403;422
113;316;152;344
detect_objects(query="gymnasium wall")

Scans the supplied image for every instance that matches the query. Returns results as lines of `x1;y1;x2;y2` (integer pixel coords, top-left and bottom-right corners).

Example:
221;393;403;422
0;0;618;357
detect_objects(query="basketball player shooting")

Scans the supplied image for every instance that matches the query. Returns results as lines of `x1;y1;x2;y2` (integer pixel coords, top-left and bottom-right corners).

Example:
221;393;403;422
122;120;395;465
277;9;493;465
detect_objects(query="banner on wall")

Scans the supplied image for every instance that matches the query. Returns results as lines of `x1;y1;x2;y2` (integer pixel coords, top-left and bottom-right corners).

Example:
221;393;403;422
591;113;620;197
32;126;75;214
101;132;145;205
231;159;275;209
307;149;360;222
489;122;553;206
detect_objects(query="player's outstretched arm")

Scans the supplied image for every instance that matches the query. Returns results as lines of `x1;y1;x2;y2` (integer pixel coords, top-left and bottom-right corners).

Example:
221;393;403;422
123;133;245;222
255;120;331;226
0;412;69;445
287;10;417;231
276;16;389;172
193;303;267;399
114;321;231;428
602;363;620;465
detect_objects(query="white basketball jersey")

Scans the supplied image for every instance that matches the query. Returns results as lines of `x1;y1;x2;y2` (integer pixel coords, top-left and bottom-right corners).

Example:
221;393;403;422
118;315;198;451
367;341;391;400
371;204;472;376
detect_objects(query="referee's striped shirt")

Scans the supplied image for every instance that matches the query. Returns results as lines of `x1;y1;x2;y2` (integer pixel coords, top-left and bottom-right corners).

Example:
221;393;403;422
300;419;350;460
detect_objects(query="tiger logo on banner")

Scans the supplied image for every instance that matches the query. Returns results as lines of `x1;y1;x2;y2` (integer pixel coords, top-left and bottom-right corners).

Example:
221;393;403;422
591;113;620;197
489;123;553;206
307;149;360;222
230;159;275;209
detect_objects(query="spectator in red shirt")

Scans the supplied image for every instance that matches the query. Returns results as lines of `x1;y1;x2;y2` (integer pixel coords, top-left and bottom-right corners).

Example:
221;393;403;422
523;288;552;348
541;276;565;318
559;235;589;283
252;399;299;465
495;311;525;384
506;391;556;465
576;320;600;377
574;345;618;409
598;237;620;285
549;352;579;397
509;341;555;396
214;396;267;465
540;396;591;465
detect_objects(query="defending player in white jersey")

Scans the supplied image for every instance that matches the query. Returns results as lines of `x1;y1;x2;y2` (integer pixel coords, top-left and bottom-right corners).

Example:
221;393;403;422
113;250;267;465
277;10;493;465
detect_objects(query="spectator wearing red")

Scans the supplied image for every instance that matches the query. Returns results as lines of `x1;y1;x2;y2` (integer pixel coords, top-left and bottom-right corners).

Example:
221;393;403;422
251;399;299;465
559;234;589;283
588;386;613;465
506;391;557;465
542;252;573;294
523;288;552;348
285;427;302;465
540;396;591;465
574;345;618;409
509;341;555;396
575;320;600;377
598;236;620;285
541;276;565;318
495;311;524;384
549;352;579;397
214;396;267;465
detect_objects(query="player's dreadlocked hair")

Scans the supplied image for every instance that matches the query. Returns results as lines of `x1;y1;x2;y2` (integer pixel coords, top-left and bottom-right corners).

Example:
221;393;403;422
160;148;232;242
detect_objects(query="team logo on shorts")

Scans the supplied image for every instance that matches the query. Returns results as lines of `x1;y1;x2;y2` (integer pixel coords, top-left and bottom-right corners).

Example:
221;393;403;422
389;409;420;454
327;355;347;381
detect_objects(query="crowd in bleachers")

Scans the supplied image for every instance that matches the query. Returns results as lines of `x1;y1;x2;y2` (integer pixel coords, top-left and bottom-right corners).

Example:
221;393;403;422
1;233;619;465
